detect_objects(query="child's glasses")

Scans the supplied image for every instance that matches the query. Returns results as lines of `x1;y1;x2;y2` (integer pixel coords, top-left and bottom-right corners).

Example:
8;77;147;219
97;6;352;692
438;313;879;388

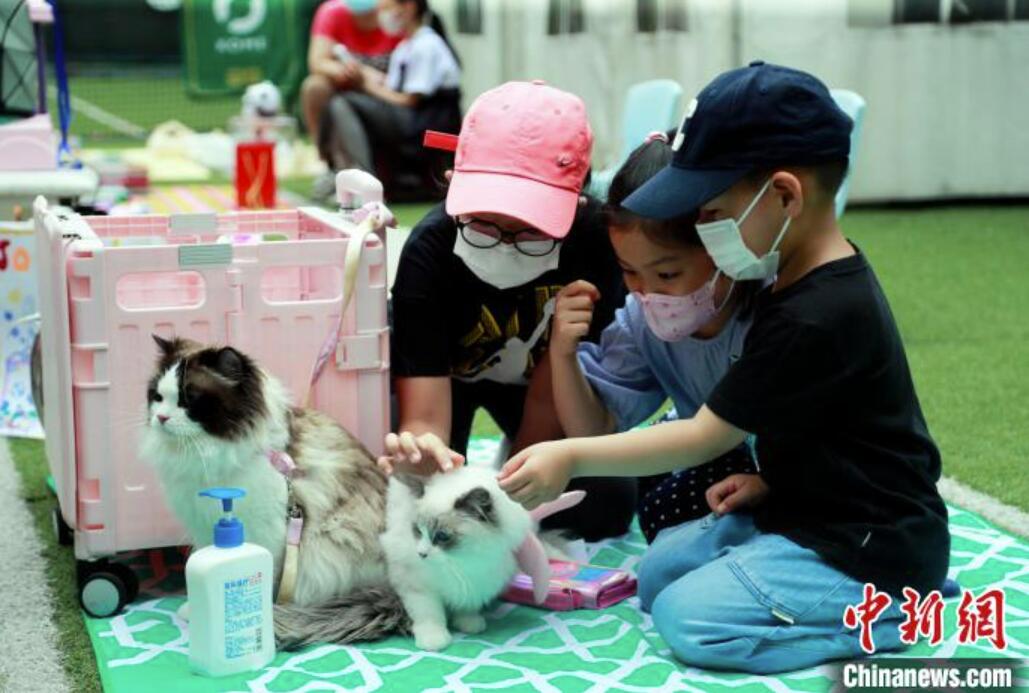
456;217;558;257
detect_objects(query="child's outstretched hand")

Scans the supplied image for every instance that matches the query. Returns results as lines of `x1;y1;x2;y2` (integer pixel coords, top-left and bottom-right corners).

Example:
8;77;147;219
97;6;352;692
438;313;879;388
551;280;600;358
377;431;465;476
705;473;769;515
497;440;575;510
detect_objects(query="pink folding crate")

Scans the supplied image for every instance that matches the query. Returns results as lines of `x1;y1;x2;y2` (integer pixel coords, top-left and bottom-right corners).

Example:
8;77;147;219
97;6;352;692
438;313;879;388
32;191;389;616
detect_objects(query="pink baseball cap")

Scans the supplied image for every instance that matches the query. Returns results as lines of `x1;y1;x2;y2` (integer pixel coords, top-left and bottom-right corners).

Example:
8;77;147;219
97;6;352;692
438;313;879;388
443;81;593;240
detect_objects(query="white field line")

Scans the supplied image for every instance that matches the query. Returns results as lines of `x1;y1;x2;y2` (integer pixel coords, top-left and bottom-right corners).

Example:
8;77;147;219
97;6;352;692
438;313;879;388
940;475;1029;539
47;85;148;139
0;437;71;693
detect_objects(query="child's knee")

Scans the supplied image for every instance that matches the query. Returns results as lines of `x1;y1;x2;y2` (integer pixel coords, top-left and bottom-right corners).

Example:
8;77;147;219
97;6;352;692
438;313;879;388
636;519;709;610
650;591;760;672
650;593;725;666
636;547;672;612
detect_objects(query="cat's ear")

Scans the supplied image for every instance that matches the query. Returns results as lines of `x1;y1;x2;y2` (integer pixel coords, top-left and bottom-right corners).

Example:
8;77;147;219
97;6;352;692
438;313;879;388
213;347;247;382
394;472;425;498
152;334;176;355
455;487;495;524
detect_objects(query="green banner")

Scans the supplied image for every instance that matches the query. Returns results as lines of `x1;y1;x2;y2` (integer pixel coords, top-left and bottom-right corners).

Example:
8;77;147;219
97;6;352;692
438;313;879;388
182;0;305;99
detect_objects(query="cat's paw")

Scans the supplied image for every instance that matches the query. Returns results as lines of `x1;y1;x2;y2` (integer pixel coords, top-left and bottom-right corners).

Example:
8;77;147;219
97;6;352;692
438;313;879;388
413;624;452;651
176;602;190;622
453;612;487;634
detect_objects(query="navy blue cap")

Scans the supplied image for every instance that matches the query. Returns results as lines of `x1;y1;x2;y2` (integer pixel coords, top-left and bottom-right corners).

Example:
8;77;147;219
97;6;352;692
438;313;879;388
623;61;853;219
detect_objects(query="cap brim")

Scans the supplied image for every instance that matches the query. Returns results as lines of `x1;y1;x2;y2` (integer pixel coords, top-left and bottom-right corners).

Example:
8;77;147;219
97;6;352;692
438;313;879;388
622;165;751;220
446;170;579;239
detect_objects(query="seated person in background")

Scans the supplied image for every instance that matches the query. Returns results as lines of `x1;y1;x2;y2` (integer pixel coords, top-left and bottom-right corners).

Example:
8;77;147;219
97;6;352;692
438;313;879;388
302;0;402;194
320;0;462;199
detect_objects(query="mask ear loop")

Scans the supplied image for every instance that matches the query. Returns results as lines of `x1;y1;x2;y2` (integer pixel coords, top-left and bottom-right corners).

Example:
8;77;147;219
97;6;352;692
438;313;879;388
768;216;792;256
740;178;792;260
736;177;773;226
709;269;736;313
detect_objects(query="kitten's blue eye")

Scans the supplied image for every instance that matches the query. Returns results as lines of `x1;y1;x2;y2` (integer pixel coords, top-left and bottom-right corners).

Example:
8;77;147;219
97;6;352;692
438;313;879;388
412;524;420;538
432;530;452;545
148;388;162;403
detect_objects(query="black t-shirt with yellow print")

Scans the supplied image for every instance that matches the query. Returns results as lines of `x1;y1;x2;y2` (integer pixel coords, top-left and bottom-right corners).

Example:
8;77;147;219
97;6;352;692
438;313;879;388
390;199;625;383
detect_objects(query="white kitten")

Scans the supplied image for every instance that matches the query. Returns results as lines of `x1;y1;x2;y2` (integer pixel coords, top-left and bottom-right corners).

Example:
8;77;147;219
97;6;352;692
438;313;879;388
380;466;532;651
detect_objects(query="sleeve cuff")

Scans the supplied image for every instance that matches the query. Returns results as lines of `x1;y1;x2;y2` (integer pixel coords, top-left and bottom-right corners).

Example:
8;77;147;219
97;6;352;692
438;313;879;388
705;390;756;435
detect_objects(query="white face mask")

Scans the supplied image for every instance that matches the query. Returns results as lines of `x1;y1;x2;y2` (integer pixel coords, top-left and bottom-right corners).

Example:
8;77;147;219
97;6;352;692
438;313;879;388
453;229;562;290
377;9;405;36
634;270;733;342
695;179;791;282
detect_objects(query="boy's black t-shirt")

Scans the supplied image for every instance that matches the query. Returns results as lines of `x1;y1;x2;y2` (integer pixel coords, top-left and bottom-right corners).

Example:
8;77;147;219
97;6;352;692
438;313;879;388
391;200;625;381
707;249;949;597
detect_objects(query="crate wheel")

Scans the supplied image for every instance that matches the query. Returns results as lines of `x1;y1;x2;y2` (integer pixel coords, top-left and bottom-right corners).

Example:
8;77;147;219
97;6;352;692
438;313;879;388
78;562;129;618
109;561;141;604
52;507;73;546
31;331;44;428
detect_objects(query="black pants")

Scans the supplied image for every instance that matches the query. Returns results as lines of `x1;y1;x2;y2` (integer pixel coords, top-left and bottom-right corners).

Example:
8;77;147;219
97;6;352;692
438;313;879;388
450;379;638;542
320;91;413;172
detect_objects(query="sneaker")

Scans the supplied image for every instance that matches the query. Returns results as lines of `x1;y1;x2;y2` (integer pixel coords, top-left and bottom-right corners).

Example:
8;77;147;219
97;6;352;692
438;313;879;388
311;171;337;204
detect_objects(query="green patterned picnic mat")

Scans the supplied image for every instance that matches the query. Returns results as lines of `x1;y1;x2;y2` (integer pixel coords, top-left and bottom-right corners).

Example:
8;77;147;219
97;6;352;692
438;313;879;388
85;439;1029;692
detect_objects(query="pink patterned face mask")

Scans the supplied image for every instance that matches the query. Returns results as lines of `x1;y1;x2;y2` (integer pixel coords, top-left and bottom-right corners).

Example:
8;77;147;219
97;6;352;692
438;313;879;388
634;271;732;342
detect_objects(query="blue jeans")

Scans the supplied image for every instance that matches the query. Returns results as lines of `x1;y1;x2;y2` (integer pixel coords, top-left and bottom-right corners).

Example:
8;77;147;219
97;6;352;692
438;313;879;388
638;512;906;674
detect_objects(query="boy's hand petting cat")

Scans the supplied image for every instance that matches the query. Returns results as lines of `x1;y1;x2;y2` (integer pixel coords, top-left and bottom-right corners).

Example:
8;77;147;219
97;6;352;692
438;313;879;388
497;440;575;510
551;280;600;358
378;431;465;476
705;473;769;515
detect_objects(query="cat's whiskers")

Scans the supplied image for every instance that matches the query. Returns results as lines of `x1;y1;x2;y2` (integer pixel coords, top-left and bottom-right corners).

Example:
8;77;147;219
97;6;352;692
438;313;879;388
193;436;215;486
440;549;474;602
177;433;213;486
110;407;147;431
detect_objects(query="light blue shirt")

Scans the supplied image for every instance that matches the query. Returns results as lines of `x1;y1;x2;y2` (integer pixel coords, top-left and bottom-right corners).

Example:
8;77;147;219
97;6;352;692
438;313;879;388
577;294;751;432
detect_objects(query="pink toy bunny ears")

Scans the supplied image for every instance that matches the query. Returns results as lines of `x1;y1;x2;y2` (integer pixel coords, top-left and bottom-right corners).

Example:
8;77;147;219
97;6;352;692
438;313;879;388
514;490;587;604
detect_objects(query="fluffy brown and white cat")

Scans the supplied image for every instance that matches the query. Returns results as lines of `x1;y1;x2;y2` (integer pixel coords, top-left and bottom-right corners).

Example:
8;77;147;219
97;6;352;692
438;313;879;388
139;336;398;630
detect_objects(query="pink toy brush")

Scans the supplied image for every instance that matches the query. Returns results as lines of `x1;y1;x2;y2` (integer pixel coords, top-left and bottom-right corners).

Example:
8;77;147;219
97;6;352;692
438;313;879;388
503;560;637;611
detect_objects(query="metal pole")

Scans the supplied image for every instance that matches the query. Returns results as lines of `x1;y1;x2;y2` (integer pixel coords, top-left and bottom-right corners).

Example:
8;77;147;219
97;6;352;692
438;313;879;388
731;0;743;67
35;24;47;114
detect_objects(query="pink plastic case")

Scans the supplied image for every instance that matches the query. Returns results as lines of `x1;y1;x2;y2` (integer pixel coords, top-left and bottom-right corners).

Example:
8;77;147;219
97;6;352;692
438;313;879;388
33;199;389;561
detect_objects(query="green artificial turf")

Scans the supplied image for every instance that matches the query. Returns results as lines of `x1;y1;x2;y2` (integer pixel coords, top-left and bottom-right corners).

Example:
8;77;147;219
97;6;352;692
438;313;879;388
52;73;240;143
841;206;1029;510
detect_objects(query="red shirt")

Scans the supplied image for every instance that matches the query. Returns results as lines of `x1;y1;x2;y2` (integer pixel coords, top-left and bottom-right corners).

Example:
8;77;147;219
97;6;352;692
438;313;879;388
310;1;402;57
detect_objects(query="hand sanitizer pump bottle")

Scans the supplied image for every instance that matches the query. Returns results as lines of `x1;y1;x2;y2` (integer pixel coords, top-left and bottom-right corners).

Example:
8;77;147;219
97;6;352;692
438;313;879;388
186;488;275;676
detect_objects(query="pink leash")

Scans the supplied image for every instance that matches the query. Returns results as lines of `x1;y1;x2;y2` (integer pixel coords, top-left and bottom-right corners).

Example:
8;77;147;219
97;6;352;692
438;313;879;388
268;449;304;603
